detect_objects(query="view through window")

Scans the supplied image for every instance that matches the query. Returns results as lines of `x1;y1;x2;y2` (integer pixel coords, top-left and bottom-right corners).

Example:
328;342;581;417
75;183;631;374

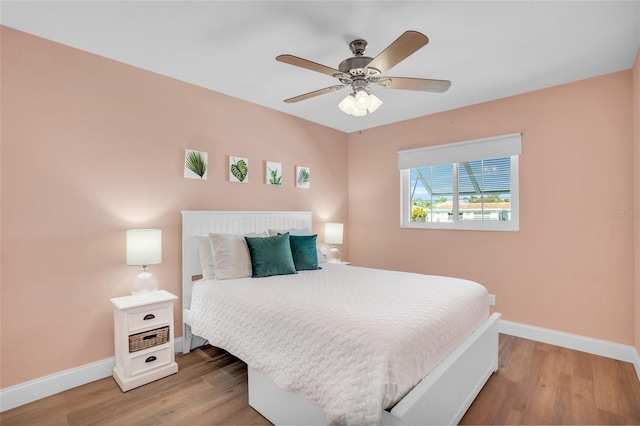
411;157;512;223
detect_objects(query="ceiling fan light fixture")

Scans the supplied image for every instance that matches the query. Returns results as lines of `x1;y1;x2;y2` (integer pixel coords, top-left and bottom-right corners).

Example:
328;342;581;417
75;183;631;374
338;91;383;116
338;93;367;116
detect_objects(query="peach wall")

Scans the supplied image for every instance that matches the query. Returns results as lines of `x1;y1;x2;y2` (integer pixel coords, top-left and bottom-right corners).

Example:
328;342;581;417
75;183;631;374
0;27;348;388
634;48;640;354
348;71;635;346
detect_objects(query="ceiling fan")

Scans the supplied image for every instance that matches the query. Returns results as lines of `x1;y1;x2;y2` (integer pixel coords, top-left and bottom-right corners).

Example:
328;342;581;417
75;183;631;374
276;30;451;117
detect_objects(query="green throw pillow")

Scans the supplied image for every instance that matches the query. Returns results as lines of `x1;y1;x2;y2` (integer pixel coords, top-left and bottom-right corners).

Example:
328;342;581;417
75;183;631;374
288;234;320;271
245;233;297;278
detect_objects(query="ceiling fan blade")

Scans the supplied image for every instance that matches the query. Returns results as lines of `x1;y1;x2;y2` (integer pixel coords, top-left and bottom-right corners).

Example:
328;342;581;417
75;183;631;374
366;31;429;74
284;85;346;103
277;54;349;79
377;77;451;93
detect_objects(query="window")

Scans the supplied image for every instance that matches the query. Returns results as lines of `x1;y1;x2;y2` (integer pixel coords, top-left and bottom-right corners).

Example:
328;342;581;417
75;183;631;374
399;133;521;231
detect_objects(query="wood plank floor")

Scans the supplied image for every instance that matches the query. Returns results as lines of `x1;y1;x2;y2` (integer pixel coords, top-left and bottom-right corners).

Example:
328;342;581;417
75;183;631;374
2;334;639;425
460;335;640;425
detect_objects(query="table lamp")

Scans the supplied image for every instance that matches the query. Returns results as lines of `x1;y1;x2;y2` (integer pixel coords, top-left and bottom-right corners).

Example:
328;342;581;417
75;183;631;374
126;229;162;297
324;223;343;263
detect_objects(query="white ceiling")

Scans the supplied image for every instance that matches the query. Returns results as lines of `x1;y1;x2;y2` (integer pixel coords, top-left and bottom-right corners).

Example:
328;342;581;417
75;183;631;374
2;1;639;133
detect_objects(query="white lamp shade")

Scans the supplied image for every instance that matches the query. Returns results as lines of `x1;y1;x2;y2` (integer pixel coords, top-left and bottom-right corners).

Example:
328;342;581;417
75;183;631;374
367;94;383;113
126;229;162;266
350;106;367;117
354;90;371;110
324;223;344;245
338;94;356;114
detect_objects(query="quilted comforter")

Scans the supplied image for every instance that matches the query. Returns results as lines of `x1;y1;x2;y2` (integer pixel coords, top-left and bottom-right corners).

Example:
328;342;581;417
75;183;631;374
189;263;488;425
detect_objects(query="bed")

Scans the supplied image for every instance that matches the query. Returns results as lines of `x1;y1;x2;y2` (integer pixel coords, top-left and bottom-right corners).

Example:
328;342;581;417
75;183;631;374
182;210;500;425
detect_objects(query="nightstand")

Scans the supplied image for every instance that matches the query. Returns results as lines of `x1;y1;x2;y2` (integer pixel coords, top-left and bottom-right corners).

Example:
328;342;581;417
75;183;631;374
111;290;178;391
328;261;351;265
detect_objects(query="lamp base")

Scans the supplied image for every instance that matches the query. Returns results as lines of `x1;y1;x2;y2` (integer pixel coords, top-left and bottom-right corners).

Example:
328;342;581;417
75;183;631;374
327;246;341;263
130;267;159;297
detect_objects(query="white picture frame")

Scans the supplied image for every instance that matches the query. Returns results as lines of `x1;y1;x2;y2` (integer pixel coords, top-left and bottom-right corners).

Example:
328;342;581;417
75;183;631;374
296;166;310;189
266;161;282;185
229;156;249;183
184;149;208;179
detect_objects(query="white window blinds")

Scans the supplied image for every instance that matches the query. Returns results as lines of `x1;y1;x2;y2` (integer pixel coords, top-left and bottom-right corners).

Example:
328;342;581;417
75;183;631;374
398;133;522;170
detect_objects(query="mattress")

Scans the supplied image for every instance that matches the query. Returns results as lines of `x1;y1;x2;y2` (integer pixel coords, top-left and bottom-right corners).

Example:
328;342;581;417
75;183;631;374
189;263;488;425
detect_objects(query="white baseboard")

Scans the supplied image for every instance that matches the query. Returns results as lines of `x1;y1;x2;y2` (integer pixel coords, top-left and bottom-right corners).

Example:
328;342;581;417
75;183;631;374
1;337;183;412
0;357;115;412
499;320;640;380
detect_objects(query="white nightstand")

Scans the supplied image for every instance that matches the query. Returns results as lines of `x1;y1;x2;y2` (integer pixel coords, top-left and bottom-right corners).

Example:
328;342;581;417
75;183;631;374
328;261;351;265
111;290;179;391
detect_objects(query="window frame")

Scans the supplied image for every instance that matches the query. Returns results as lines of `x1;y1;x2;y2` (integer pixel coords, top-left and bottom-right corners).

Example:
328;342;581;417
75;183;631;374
399;134;521;232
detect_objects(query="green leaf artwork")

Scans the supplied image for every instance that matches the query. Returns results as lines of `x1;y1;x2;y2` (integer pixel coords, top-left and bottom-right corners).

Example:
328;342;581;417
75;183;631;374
269;168;282;185
230;157;248;183
296;166;310;188
266;161;282;185
185;150;207;178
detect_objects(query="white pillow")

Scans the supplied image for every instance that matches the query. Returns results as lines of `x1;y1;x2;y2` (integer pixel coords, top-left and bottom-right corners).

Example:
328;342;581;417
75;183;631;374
268;228;326;264
195;236;216;279
210;232;267;280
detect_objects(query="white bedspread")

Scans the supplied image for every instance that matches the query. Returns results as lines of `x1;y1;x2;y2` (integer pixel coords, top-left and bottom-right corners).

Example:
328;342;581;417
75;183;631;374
189;263;488;425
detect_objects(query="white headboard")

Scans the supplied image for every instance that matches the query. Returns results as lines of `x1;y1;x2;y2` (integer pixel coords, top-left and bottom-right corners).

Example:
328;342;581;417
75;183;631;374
181;210;313;352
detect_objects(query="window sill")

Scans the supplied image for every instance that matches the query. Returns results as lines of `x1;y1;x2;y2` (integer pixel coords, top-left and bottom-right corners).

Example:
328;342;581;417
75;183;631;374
401;221;519;232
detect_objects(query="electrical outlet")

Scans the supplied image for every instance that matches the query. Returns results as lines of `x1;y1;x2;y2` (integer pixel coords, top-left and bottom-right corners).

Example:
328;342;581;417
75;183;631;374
488;294;496;306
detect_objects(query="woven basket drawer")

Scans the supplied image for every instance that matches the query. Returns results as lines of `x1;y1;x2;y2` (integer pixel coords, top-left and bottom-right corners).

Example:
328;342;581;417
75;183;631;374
128;326;169;353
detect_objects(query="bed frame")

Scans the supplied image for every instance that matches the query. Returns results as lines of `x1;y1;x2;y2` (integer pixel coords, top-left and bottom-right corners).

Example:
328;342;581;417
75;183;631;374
181;210;500;425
